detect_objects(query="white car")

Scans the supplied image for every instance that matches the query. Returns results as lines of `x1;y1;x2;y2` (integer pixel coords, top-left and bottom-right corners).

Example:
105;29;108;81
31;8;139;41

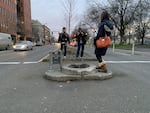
0;33;13;50
13;41;33;51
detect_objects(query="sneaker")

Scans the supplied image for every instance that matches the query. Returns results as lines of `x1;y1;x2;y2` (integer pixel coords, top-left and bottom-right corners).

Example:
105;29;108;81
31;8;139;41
64;56;66;59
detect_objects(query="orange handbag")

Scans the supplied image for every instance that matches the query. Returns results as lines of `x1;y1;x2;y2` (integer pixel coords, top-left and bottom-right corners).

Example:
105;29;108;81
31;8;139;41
96;35;112;48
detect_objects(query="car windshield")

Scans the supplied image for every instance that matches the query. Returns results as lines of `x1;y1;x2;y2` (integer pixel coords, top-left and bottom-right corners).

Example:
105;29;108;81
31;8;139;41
0;0;150;113
19;41;28;44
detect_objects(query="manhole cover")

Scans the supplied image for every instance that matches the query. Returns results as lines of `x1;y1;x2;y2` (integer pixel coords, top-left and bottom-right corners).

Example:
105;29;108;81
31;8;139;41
68;64;90;68
62;63;96;75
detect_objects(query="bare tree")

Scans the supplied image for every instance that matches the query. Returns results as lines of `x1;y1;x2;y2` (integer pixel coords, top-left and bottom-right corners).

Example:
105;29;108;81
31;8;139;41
85;6;101;27
61;0;78;34
84;0;150;44
106;0;139;43
134;0;150;45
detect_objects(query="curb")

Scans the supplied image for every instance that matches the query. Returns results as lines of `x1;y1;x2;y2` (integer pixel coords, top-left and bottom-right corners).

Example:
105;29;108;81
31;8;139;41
83;72;112;80
38;47;60;62
45;70;81;82
45;70;112;82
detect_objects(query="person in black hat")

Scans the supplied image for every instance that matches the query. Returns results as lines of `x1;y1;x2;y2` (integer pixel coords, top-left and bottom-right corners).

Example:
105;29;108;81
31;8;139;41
58;27;70;58
75;28;87;58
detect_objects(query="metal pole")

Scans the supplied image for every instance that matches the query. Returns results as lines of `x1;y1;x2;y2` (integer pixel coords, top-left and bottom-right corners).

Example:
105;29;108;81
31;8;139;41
49;51;53;70
43;25;45;45
59;50;62;72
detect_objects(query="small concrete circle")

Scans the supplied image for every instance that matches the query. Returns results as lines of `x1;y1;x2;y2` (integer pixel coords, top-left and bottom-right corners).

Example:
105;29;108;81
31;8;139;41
62;63;96;75
45;63;113;82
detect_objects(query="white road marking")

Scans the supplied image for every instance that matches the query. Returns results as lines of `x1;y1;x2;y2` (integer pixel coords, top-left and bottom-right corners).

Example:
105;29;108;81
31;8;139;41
0;53;49;65
0;62;21;65
107;61;150;64
0;61;150;65
23;62;38;64
38;54;49;63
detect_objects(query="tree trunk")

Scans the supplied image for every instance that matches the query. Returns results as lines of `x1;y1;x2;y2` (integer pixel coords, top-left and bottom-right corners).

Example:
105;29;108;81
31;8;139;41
141;37;144;45
119;14;125;44
141;28;145;45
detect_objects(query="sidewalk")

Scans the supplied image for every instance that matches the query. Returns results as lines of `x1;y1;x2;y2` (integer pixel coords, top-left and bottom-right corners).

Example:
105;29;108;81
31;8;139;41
111;48;150;56
135;47;150;52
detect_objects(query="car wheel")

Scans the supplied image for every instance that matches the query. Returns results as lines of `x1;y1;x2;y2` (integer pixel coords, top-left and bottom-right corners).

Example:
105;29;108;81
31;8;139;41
5;45;9;50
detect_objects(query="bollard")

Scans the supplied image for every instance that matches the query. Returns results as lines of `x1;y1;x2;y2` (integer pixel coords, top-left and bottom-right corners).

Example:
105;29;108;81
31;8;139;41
113;43;115;53
132;41;135;55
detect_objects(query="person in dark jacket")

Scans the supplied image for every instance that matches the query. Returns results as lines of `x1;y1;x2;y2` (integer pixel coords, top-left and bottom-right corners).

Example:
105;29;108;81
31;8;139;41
75;28;87;58
58;27;70;58
94;11;113;72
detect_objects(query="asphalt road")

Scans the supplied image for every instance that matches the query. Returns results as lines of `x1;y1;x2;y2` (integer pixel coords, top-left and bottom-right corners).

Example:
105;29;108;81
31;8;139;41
0;45;56;63
0;45;150;113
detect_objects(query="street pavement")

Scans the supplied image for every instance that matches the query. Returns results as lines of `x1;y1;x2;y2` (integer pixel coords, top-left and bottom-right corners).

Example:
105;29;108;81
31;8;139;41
0;45;56;63
0;45;150;113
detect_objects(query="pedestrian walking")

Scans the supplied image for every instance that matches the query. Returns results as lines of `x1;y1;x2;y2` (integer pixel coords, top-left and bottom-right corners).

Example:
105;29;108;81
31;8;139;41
94;11;113;73
75;28;87;58
58;27;70;58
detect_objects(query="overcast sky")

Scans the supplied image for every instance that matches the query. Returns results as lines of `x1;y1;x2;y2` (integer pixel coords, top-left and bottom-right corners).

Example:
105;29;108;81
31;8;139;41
31;0;88;32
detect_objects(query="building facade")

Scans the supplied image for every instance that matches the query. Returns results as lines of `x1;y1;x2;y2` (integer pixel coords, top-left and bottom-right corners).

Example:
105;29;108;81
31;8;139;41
32;20;43;43
32;20;51;44
17;0;32;40
43;25;51;44
0;0;32;43
0;0;17;36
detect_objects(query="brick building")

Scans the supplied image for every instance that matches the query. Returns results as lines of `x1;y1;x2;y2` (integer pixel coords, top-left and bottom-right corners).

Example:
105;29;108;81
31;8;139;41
0;0;32;43
0;0;17;36
17;0;32;40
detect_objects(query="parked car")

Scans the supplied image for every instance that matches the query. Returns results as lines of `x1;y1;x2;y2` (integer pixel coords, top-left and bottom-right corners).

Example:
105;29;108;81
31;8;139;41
13;41;33;51
0;33;13;50
36;41;43;46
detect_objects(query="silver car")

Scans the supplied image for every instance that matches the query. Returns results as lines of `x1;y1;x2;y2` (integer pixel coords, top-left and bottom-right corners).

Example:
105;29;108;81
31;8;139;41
13;41;33;51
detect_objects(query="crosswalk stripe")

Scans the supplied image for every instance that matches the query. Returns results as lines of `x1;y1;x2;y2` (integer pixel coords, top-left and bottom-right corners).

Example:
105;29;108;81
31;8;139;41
0;61;150;65
0;62;21;65
23;62;38;64
107;61;150;63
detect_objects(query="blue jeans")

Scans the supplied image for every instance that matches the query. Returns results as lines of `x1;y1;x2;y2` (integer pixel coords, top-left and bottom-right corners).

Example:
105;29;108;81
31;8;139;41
76;44;85;57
